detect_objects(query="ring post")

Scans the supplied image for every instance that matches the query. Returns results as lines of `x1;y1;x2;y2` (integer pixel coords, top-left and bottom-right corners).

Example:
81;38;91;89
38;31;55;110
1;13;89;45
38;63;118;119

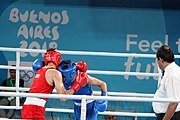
81;96;87;120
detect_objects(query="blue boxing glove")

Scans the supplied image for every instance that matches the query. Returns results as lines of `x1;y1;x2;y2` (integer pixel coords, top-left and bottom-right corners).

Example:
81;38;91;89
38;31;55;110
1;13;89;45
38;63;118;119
32;59;44;73
95;92;108;112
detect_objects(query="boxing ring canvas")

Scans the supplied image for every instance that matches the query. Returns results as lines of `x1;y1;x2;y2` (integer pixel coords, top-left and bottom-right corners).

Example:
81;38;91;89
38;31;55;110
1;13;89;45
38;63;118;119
0;0;180;120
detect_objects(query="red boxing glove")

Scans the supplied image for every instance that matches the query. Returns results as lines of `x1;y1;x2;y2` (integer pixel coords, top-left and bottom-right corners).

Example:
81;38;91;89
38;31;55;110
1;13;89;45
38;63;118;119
71;72;88;92
76;61;88;72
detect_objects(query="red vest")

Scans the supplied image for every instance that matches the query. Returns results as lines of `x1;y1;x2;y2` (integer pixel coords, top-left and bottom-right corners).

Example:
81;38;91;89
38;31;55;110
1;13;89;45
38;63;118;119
29;68;54;100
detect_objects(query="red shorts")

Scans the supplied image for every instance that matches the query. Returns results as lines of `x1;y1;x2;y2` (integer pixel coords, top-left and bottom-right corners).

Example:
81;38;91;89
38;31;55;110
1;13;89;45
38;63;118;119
21;104;46;120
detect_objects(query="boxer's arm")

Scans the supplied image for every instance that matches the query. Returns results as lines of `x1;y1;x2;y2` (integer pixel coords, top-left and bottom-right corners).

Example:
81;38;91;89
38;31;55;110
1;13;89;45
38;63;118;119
95;92;108;112
71;72;88;92
87;75;108;112
64;72;88;94
46;69;66;94
88;75;107;92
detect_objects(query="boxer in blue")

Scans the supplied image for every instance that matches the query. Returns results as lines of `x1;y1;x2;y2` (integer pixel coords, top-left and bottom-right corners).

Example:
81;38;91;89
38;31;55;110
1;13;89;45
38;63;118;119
32;59;108;120
58;60;108;120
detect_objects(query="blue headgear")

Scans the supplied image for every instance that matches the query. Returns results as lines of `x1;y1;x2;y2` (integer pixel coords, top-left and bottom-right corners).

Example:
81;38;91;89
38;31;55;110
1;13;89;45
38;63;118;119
58;60;77;84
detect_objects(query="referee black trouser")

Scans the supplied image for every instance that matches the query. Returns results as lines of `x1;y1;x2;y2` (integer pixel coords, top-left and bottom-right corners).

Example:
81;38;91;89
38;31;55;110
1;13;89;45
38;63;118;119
156;111;180;120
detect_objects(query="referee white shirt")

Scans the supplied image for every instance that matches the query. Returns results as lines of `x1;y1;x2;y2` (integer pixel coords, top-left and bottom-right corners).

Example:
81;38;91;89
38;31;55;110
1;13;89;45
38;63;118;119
152;62;180;113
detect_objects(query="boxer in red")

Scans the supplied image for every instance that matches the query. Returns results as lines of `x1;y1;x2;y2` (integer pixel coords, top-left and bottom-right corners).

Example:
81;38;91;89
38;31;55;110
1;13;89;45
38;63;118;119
21;48;87;120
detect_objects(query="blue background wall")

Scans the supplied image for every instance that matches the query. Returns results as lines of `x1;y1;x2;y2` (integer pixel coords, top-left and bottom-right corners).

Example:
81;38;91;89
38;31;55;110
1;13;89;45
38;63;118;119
0;0;180;119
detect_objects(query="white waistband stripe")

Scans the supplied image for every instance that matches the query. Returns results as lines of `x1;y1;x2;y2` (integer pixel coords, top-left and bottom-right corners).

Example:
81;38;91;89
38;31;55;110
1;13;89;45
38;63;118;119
74;100;94;106
24;97;46;107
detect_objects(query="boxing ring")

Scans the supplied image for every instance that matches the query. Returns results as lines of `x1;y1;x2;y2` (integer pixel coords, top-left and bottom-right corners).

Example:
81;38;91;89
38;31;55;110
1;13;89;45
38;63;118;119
1;47;180;120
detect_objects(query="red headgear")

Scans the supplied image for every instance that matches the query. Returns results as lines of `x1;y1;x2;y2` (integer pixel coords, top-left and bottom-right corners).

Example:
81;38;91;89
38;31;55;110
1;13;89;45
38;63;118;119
44;49;62;69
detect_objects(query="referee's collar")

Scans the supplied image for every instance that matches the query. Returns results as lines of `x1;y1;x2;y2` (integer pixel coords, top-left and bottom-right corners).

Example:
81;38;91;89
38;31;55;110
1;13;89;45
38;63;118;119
164;62;175;72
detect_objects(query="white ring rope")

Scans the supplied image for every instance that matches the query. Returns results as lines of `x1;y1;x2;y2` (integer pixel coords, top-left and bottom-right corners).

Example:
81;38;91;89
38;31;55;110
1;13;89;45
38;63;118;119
0;65;160;76
1;47;180;119
0;91;180;118
0;92;179;103
0;87;154;97
1;47;180;58
0;46;161;77
0;106;155;118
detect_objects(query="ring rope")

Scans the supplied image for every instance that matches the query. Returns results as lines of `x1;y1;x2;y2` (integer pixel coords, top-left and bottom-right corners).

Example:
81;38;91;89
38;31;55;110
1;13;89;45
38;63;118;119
0;65;160;77
2;47;180;119
0;87;154;97
1;91;180;117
